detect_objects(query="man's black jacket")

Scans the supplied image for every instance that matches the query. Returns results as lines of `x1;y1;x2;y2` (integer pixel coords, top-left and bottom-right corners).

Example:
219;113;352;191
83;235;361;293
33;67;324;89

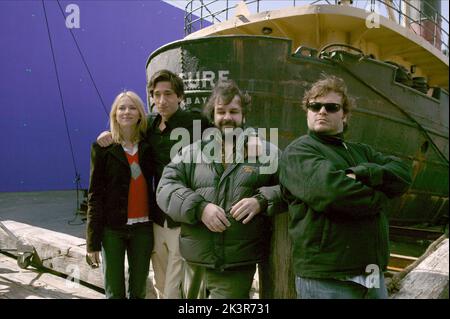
279;131;412;278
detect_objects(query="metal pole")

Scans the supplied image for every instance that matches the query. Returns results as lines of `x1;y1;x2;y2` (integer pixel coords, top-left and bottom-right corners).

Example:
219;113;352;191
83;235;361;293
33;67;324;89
434;11;437;46
226;0;229;20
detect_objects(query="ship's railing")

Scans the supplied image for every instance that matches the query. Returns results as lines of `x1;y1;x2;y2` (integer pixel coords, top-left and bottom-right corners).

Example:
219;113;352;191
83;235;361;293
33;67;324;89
184;0;449;56
383;0;449;55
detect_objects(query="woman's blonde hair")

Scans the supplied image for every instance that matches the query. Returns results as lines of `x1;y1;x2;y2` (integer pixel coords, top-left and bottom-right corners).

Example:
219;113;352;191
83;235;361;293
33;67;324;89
110;91;147;144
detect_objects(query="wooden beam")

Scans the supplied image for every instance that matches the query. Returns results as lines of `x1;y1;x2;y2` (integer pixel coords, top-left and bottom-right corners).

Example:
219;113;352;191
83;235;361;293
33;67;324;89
0;220;158;299
0;254;103;299
389;236;449;299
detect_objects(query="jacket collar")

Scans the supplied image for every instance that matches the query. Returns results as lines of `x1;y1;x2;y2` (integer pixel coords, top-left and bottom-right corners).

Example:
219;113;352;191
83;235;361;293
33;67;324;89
108;144;128;166
152;107;184;131
308;130;345;146
200;127;253;162
200;127;255;181
107;141;149;167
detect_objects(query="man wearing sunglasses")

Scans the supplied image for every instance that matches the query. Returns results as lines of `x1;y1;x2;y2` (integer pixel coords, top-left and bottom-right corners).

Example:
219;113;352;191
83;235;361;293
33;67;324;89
279;75;412;299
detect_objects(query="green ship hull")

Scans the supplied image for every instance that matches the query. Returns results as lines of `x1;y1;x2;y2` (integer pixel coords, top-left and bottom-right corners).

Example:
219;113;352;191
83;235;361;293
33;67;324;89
146;35;448;226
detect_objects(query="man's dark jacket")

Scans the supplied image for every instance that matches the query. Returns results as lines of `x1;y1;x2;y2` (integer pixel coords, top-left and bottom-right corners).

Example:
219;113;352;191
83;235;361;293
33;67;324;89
279;131;412;279
86;141;154;252
147;108;210;228
156;135;284;270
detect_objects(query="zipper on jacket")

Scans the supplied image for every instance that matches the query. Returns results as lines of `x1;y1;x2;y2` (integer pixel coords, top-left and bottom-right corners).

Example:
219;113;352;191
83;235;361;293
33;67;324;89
342;142;357;166
219;178;230;271
213;171;225;270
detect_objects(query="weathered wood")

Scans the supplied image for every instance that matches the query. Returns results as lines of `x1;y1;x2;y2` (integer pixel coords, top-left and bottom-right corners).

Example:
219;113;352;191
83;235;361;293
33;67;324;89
390;237;449;299
0;253;103;299
261;212;296;298
0;220;158;298
0;220;104;287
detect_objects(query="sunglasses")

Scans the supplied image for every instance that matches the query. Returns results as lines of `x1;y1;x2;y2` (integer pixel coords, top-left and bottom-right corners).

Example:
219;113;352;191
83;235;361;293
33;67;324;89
307;102;342;113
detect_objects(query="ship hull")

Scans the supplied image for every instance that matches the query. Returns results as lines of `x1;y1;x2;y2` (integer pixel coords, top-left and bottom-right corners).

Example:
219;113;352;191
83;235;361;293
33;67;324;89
146;35;449;226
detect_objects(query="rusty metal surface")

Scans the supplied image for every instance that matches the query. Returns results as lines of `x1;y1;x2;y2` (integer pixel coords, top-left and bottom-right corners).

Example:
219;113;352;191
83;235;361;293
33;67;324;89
146;35;449;226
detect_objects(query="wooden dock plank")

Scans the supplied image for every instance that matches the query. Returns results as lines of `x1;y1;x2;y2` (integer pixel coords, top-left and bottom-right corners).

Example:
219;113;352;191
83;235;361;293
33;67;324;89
391;238;449;299
0;220;159;298
0;220;105;288
0;253;103;299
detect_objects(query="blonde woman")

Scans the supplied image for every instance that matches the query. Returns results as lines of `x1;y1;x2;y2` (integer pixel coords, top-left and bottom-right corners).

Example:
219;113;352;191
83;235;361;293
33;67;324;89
86;91;154;299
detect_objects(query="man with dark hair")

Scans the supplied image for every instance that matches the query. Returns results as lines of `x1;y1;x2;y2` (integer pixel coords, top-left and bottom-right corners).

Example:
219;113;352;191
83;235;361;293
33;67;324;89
156;80;283;299
96;69;209;299
279;75;412;299
202;80;251;124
